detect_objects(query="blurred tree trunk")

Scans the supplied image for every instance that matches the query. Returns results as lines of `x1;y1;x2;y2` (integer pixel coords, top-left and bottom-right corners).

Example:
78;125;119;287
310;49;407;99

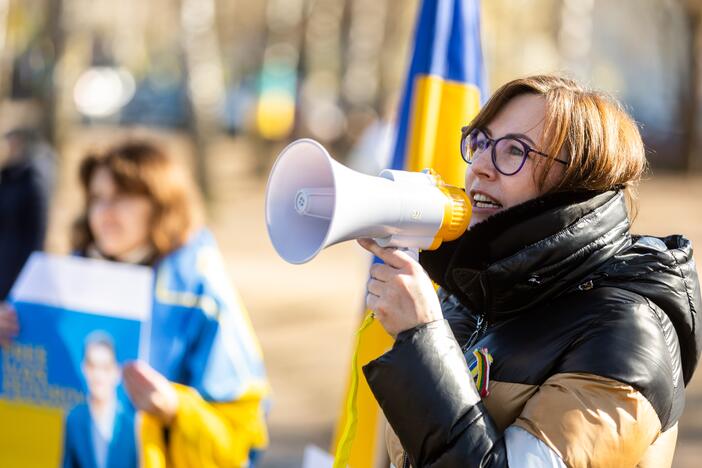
45;0;64;144
179;0;227;200
0;0;64;143
0;0;13;98
683;1;702;171
51;0;90;149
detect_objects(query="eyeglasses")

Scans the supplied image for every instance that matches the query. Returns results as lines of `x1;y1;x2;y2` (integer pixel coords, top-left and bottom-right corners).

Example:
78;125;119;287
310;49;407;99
460;127;568;176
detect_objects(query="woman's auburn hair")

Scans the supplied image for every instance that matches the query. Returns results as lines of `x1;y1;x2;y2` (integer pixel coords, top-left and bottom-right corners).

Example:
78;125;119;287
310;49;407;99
465;74;648;206
72;140;203;259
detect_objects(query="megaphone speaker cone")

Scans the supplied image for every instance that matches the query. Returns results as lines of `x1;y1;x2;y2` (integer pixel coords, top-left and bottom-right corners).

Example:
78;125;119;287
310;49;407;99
265;139;336;264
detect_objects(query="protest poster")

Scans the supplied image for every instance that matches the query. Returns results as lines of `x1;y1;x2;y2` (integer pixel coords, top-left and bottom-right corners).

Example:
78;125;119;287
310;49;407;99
0;252;152;467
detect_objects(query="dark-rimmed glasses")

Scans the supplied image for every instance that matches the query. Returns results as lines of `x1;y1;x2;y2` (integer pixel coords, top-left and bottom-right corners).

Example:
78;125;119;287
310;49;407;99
460;127;568;176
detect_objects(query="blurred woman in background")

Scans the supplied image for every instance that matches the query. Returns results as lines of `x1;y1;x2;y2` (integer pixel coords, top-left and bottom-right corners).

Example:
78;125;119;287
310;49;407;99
76;140;269;467
2;140;269;467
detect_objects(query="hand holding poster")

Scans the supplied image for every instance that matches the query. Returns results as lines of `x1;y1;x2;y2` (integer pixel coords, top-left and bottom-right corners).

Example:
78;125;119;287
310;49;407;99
0;252;152;467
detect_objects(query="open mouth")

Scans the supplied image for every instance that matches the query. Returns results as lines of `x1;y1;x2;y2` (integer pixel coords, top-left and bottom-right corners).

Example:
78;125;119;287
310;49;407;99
472;192;503;209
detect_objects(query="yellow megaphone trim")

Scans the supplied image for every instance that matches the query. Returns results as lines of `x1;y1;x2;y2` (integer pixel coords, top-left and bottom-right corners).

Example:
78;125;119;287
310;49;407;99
426;170;471;250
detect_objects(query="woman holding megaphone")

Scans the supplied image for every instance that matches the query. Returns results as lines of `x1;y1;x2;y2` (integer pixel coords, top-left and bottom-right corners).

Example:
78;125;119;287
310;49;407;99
359;75;701;467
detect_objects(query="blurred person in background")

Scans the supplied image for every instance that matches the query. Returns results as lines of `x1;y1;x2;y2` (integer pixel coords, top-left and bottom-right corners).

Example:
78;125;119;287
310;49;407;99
0;99;54;303
63;332;137;468
1;140;269;467
359;75;701;467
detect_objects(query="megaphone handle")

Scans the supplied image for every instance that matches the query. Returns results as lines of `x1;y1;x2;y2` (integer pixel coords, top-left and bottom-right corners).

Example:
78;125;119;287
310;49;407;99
372;237;418;261
399;247;419;262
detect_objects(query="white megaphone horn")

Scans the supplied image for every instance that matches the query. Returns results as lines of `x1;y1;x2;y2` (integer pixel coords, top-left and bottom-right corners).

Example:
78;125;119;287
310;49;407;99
265;138;471;264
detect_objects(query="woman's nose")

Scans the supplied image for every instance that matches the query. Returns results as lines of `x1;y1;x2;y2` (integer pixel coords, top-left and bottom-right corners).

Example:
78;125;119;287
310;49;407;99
470;148;496;179
90;199;119;222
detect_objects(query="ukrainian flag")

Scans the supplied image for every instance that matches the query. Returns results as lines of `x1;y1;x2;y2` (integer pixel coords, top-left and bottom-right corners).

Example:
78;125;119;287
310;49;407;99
332;0;487;466
392;0;487;183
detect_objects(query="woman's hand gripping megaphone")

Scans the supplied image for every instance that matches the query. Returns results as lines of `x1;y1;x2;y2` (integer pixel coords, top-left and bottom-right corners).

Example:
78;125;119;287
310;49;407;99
359;238;443;338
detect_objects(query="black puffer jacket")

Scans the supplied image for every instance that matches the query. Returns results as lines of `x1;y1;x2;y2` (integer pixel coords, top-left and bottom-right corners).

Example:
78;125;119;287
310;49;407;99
363;190;701;467
0;151;52;300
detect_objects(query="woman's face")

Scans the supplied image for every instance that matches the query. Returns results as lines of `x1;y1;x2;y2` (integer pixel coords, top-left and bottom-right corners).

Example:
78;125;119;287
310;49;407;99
464;93;565;228
88;167;154;259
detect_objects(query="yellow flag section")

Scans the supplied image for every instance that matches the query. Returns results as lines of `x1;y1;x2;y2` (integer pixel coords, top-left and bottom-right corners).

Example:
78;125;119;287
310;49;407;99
0;401;63;466
331;315;390;468
406;75;482;183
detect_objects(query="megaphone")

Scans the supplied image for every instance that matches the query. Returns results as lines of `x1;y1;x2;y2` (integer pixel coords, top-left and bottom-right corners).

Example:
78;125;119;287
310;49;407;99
265;138;471;264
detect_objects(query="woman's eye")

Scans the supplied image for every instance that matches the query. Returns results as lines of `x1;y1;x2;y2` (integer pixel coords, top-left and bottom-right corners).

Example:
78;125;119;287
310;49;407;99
507;144;524;157
88;195;104;206
475;139;489;151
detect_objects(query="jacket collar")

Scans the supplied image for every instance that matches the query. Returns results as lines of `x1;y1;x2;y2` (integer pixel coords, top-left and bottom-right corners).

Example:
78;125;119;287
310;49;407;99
420;190;631;322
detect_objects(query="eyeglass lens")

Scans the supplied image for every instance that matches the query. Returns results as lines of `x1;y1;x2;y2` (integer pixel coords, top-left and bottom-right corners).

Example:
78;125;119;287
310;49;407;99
467;131;528;175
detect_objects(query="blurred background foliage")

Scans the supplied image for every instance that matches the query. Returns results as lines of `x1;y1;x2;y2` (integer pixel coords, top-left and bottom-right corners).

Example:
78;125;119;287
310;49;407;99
1;0;701;197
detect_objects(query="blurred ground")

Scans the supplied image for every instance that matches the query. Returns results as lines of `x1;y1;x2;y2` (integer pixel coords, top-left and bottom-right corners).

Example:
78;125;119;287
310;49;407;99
48;131;702;467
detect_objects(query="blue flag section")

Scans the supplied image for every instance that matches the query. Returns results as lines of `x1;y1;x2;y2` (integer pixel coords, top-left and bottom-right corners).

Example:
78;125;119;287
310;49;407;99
332;1;488;467
0;253;152;468
391;0;487;186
